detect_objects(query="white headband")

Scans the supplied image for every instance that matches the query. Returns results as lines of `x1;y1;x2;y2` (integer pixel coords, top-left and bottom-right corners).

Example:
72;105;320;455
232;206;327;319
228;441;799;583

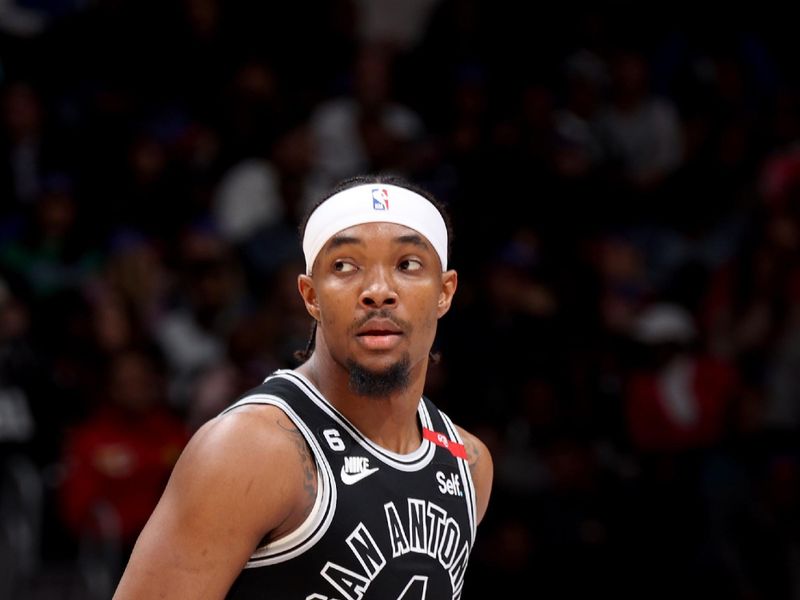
303;183;448;274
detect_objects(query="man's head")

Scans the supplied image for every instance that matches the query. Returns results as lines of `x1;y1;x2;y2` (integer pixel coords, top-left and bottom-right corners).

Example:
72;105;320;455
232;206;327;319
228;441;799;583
296;175;456;398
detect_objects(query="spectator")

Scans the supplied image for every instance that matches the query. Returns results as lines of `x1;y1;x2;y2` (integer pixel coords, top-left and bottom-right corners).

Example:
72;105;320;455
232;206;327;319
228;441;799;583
0;277;37;450
595;49;684;223
624;302;738;453
0;82;64;211
307;42;427;197
58;347;189;550
212;116;313;286
0;173;102;303
553;49;609;182
154;221;248;412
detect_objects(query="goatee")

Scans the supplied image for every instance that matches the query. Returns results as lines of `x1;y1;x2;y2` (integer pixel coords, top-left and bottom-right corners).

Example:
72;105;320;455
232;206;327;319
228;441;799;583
346;355;411;397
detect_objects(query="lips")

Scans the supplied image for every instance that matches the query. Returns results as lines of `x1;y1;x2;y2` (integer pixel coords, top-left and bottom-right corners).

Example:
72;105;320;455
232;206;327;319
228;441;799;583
355;318;403;337
355;318;403;350
357;329;402;336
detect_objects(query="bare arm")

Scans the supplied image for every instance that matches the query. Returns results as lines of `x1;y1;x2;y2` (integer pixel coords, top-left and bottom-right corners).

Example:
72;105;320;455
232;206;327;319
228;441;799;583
113;405;317;599
456;426;493;524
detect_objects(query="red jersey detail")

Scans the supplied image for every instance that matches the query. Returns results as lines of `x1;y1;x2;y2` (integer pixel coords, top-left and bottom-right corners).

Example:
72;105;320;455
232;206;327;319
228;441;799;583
422;427;467;460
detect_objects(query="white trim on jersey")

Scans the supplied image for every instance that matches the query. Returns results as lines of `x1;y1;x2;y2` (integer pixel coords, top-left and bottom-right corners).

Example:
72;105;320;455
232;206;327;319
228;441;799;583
440;413;477;546
222;395;337;567
275;370;439;472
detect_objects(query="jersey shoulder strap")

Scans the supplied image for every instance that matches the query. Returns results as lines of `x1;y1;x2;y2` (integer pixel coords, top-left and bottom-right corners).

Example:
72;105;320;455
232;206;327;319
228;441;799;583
226;371;303;408
420;396;479;543
220;370;338;567
223;370;326;424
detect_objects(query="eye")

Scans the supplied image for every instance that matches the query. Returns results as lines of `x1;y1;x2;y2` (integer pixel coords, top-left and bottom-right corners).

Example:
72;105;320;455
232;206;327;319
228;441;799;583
333;260;357;273
399;258;423;272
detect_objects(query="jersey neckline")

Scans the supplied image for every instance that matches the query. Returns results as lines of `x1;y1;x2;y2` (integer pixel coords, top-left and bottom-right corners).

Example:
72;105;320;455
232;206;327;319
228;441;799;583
273;369;437;469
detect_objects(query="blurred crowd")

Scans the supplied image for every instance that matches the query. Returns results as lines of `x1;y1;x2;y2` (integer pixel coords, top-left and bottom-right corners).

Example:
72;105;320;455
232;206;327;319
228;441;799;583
1;1;799;598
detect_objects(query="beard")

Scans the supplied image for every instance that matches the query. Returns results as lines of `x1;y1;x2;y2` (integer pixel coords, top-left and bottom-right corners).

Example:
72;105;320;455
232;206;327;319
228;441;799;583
346;354;411;398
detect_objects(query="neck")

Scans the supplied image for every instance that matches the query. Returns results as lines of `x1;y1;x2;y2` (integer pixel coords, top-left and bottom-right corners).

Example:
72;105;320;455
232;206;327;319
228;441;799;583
296;352;428;454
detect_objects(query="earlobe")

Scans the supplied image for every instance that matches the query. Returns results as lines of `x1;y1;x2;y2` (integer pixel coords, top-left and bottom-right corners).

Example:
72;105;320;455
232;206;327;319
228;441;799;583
437;269;458;317
308;299;320;320
297;274;321;320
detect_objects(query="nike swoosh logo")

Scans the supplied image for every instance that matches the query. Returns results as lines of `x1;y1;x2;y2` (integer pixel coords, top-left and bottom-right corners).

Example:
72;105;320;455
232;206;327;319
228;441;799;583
340;465;380;485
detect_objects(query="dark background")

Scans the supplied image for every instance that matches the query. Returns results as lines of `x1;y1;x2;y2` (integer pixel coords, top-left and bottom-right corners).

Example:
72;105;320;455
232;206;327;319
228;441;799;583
1;1;799;598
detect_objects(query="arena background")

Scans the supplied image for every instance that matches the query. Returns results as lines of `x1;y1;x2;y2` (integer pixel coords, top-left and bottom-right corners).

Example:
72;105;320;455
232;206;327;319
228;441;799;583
1;2;799;598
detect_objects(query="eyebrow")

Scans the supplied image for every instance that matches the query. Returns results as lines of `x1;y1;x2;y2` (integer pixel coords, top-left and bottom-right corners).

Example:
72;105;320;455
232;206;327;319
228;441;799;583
324;233;431;251
396;234;430;251
326;235;363;250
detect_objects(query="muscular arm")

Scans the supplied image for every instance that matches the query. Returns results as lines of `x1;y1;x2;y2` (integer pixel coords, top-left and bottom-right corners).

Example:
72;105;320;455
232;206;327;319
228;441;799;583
455;426;493;524
113;405;317;599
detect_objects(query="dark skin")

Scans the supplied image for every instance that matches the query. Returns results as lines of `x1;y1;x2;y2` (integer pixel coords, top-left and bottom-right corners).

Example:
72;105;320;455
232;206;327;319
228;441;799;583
114;222;493;599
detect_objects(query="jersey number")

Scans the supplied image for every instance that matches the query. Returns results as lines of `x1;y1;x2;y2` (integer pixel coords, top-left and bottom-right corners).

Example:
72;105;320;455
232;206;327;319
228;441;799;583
322;428;346;451
397;575;428;599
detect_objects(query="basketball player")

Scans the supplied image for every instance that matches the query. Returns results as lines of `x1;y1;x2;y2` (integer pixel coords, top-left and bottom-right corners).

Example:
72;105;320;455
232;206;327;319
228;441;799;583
113;174;493;599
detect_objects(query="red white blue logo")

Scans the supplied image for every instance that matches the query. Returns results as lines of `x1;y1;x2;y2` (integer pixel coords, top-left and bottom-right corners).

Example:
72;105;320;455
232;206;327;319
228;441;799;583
372;188;389;210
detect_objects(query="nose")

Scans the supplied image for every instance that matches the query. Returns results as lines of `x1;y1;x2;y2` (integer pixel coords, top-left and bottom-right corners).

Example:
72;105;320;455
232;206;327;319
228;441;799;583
359;266;398;309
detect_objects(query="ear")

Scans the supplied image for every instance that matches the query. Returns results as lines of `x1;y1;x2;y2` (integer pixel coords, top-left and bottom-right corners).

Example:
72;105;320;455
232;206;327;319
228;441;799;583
297;274;321;321
436;269;458;318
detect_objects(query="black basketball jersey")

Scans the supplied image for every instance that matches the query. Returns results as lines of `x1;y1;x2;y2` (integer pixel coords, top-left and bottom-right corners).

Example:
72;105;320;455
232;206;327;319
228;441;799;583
223;369;477;600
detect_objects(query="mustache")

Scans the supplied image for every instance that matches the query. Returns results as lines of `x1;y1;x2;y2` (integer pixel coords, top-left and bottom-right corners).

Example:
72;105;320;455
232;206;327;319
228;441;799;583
349;309;412;334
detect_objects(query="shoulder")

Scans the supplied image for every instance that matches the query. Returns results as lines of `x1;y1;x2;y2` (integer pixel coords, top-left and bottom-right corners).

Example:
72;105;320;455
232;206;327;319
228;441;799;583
186;402;312;479
454;425;493;525
114;402;319;598
169;403;317;535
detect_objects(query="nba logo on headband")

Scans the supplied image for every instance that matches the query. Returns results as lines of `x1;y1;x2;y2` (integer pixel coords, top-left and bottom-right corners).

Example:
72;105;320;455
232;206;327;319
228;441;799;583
372;188;389;211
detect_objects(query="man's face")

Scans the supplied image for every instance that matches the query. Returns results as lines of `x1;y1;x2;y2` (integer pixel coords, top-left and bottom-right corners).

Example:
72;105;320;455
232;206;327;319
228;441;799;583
298;222;457;395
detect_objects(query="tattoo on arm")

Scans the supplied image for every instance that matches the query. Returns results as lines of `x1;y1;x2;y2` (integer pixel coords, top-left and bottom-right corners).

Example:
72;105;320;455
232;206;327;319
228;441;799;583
465;436;481;470
276;419;317;514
